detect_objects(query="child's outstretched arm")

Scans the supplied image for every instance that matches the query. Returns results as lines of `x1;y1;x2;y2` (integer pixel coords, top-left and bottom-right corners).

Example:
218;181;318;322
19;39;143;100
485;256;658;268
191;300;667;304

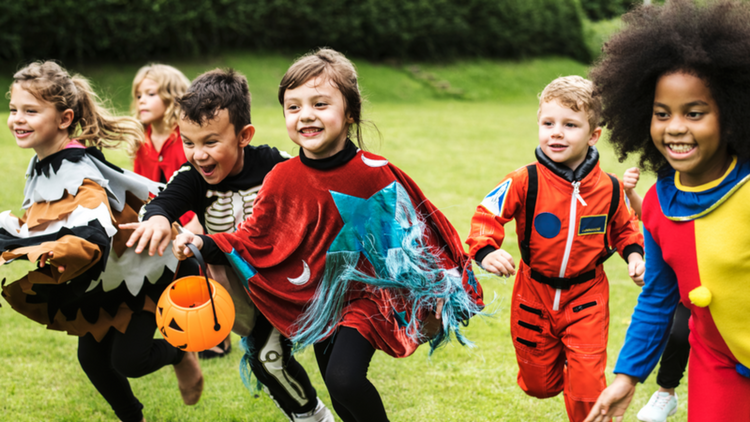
466;168;528;276
623;167;643;219
120;215;172;256
121;164;203;256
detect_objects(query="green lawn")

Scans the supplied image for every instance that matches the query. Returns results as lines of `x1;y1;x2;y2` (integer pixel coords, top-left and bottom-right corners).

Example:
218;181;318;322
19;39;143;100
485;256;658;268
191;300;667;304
0;52;685;421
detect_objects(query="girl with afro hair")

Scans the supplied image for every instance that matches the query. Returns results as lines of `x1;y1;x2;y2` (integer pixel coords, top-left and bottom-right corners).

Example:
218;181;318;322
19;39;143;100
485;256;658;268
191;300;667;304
585;1;750;421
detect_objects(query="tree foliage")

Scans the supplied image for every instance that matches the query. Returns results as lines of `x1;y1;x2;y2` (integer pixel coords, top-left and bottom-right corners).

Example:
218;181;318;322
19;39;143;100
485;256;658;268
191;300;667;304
1;0;592;63
581;0;637;21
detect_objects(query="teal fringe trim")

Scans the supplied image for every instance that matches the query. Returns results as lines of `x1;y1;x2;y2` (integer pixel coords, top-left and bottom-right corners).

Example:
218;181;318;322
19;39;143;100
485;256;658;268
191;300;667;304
292;182;484;354
238;336;263;395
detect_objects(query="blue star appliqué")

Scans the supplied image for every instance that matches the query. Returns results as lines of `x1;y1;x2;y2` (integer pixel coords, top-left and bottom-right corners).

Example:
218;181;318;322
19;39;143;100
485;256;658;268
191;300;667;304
328;181;411;275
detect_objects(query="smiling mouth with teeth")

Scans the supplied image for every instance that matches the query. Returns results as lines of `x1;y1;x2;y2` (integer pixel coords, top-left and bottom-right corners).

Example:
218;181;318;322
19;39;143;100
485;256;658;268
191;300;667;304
667;144;696;153
301;128;321;133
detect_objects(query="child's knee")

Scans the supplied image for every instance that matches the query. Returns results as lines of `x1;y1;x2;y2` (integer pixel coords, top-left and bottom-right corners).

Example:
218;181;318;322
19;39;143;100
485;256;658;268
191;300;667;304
519;375;563;399
324;368;363;404
111;349;150;378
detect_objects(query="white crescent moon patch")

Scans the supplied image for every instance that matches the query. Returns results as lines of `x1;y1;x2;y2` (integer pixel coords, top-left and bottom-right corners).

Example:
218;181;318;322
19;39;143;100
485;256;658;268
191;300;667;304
287;260;311;285
361;155;388;167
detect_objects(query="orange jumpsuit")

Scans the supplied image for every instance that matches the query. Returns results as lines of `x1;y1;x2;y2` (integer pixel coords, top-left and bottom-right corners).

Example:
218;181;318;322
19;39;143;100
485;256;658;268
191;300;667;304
467;149;643;422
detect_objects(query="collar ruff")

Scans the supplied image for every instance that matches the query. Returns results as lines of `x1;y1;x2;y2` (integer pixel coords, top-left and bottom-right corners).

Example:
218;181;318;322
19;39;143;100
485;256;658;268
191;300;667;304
656;157;750;221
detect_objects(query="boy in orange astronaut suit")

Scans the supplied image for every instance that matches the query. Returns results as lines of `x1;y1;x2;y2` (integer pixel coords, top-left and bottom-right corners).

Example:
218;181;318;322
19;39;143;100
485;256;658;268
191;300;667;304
466;76;645;422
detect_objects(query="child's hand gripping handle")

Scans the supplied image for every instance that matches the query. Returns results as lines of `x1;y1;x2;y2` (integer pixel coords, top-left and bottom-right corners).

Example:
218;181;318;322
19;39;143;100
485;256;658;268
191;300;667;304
179;243;222;333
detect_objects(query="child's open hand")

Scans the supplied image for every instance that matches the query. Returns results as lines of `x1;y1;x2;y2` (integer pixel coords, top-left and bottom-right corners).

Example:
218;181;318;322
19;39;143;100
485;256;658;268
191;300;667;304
38;250;66;273
173;232;202;261
119;215;172;256
481;249;516;277
627;252;645;286
584;374;638;422
623;167;640;192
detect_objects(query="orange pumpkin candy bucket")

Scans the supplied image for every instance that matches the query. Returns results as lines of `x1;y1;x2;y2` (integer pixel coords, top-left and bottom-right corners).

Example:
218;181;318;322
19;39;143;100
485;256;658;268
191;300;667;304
156;243;235;352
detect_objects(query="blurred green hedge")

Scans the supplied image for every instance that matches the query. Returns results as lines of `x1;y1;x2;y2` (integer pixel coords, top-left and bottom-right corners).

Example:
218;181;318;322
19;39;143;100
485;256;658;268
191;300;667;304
0;0;591;63
581;0;636;21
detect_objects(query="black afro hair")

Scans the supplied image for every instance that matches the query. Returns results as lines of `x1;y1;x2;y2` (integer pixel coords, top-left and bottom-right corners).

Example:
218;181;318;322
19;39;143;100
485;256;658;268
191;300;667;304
589;0;750;172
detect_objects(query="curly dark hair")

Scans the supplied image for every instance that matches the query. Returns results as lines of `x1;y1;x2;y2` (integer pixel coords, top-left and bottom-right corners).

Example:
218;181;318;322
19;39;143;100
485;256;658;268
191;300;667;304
589;0;750;172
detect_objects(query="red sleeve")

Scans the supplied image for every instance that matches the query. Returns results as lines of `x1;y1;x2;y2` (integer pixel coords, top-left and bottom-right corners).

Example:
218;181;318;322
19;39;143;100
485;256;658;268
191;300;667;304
466;166;528;261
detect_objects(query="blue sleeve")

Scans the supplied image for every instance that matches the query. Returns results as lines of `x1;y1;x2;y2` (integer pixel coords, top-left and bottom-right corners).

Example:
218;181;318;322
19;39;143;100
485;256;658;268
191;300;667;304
614;227;681;382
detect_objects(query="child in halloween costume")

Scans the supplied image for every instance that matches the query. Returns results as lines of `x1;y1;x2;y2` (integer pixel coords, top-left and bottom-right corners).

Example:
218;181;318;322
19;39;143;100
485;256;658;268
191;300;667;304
585;1;750;421
0;62;203;422
623;167;689;422
466;76;645;422
131;64;232;359
122;68;333;422
173;48;485;422
131;64;202;234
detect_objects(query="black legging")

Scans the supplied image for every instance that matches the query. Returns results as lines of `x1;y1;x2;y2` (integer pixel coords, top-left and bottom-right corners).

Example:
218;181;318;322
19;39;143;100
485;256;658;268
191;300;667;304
78;311;183;422
314;327;389;422
656;301;691;389
247;313;318;416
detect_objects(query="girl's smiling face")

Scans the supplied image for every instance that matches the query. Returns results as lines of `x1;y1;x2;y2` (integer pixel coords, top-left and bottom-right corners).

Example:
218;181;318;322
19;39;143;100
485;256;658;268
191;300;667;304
7;84;73;159
283;76;353;159
651;72;730;187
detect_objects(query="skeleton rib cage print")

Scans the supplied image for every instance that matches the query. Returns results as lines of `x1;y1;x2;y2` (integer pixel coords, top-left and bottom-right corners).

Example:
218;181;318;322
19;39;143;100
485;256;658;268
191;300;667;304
205;186;261;234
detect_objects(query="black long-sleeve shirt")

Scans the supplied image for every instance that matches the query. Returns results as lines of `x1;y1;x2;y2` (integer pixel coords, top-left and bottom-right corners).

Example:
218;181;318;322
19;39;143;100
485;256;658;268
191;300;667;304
143;144;288;233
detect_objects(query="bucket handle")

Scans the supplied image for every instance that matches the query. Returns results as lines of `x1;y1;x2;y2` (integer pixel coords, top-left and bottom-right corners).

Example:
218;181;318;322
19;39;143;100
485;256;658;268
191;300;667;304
173;243;222;332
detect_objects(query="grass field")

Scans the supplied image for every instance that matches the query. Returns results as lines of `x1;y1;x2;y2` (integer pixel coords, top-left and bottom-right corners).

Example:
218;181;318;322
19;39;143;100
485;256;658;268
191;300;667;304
0;51;686;421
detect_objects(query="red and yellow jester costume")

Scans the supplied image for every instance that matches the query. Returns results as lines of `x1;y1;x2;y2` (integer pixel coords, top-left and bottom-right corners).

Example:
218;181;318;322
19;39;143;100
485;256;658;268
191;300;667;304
616;157;750;420
467;147;643;422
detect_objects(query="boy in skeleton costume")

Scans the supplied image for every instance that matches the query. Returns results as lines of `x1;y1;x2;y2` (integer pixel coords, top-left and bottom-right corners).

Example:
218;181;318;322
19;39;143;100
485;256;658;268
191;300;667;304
124;68;333;422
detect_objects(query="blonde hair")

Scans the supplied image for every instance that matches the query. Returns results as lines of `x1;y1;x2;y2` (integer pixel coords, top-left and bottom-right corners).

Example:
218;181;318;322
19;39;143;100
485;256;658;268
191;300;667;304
278;48;368;150
538;75;602;130
12;61;143;156
131;64;191;132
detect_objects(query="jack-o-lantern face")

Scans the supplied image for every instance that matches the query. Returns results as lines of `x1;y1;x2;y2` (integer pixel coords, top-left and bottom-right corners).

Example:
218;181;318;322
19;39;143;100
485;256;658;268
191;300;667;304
156;276;235;352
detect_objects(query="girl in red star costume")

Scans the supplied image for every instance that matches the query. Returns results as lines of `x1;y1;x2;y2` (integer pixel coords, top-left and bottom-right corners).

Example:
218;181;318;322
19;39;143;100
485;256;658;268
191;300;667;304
585;1;750;421
174;49;484;422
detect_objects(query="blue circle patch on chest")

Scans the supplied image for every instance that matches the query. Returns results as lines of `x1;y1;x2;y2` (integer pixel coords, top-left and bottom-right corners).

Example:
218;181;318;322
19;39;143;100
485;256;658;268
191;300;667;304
534;212;561;239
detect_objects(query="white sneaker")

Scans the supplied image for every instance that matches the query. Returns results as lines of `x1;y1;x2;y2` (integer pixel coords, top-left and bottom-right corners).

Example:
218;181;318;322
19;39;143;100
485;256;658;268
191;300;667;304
637;391;678;422
293;398;334;422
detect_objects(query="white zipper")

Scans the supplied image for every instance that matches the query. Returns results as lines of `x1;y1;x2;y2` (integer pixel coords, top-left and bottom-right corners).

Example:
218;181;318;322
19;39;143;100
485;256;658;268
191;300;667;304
553;181;587;311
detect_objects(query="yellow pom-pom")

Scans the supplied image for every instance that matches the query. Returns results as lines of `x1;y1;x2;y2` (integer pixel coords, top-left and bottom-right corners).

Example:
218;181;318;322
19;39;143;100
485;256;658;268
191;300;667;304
689;286;712;308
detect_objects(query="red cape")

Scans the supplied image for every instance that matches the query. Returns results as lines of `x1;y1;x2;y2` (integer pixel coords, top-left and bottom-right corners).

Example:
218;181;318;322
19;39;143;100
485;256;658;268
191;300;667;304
212;150;483;357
